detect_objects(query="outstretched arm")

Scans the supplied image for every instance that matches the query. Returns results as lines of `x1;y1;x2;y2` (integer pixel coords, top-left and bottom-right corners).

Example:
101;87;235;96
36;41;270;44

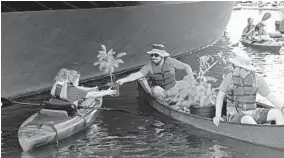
76;86;98;92
86;88;116;98
116;65;149;85
116;72;144;85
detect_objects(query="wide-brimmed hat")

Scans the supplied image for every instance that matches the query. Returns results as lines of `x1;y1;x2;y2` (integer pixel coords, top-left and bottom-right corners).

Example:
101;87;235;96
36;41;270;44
228;49;256;71
146;44;170;57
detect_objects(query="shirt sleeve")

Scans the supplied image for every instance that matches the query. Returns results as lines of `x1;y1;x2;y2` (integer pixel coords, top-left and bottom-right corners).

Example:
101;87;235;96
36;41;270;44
67;86;87;102
169;57;188;70
139;64;151;76
242;26;248;35
218;73;232;93
256;75;271;97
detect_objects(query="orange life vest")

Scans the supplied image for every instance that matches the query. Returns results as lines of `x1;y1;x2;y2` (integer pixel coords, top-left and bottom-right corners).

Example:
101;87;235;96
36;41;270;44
150;57;176;90
226;73;258;111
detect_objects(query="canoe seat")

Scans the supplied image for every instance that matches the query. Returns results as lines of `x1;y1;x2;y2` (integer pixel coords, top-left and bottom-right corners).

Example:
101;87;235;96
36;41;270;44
42;98;77;117
40;109;68;118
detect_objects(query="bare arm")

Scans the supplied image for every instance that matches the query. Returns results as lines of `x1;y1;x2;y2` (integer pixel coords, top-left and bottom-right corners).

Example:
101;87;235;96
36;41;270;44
215;91;226;117
121;72;144;83
85;89;115;98
116;65;149;85
76;86;97;92
170;58;193;77
267;92;284;110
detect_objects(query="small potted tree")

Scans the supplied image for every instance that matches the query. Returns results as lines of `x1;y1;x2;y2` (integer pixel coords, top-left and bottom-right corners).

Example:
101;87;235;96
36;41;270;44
93;45;127;96
168;52;226;118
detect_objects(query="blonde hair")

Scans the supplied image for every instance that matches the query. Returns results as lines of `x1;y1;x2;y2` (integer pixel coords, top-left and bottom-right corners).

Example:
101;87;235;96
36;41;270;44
68;70;80;84
54;68;69;82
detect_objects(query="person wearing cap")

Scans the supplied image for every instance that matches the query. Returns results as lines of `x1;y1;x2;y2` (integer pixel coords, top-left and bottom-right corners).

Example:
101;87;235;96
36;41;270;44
213;51;284;126
116;44;194;101
252;21;271;42
242;18;255;40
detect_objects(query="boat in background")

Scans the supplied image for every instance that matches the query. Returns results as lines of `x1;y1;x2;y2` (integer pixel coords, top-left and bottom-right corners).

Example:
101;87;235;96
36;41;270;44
1;1;234;99
240;38;283;53
136;80;284;150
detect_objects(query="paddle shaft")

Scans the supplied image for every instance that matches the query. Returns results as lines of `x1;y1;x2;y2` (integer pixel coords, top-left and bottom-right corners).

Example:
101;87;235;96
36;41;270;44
78;106;139;116
2;97;139;116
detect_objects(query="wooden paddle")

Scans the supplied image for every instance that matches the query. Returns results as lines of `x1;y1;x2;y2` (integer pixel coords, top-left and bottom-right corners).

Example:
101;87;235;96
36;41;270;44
231;12;272;47
1;97;139;116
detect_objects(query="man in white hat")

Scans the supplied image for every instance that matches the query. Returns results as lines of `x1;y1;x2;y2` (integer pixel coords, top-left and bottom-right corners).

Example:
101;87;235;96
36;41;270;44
116;44;194;100
213;51;284;126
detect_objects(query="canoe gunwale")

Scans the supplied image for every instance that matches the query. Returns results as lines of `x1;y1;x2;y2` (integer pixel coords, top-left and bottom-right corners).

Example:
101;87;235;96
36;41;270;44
136;80;284;128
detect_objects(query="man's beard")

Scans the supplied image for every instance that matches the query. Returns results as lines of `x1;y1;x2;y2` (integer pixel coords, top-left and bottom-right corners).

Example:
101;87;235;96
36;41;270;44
152;59;161;65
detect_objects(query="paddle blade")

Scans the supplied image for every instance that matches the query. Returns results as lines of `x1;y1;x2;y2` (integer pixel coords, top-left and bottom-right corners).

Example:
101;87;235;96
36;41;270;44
261;12;271;21
1;97;14;108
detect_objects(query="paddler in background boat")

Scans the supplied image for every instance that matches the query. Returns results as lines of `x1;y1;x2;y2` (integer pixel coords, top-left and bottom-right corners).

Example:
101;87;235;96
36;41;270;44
50;69;116;107
116;44;194;101
213;51;284;126
251;21;271;42
242;18;255;40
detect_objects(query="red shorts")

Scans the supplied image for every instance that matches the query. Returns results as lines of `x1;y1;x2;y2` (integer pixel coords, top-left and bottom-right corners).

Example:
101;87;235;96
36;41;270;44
228;108;270;124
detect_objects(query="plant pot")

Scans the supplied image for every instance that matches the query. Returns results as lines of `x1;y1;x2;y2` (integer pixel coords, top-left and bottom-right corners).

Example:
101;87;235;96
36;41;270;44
189;104;216;118
111;83;120;97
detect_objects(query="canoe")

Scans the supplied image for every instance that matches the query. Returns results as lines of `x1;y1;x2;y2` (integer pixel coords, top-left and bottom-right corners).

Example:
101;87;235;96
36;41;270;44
240;38;283;53
136;80;284;150
18;97;103;151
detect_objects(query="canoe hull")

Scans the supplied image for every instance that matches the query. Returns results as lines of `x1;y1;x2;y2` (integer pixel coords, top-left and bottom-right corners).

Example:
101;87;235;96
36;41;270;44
18;98;103;151
136;80;284;150
240;39;283;53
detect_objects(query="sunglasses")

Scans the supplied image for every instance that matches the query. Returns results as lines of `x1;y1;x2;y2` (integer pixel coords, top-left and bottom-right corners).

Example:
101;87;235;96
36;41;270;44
150;53;160;58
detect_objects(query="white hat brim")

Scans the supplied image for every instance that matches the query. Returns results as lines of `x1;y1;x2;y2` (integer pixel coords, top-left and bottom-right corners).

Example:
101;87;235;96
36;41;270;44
229;58;256;71
146;49;170;57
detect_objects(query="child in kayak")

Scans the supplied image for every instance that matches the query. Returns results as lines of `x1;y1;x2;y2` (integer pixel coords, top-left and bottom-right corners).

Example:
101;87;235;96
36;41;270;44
51;69;116;107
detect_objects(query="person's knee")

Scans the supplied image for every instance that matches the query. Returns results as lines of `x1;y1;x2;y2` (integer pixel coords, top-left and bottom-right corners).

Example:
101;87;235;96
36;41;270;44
268;109;284;125
241;115;257;124
152;86;165;99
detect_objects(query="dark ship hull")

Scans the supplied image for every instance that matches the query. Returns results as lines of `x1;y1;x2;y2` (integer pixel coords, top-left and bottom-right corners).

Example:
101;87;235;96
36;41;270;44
1;1;234;98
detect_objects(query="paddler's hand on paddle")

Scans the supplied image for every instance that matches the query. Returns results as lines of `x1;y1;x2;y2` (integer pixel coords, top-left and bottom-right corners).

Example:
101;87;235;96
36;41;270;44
213;116;224;127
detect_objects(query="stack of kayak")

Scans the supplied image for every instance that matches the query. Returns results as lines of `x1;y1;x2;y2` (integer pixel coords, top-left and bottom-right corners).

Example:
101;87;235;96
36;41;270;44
18;97;102;151
240;38;283;53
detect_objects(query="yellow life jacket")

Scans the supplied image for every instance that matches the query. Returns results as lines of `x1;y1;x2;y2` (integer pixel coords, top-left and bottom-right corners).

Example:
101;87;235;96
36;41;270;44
150;57;176;90
50;81;68;101
226;73;258;111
